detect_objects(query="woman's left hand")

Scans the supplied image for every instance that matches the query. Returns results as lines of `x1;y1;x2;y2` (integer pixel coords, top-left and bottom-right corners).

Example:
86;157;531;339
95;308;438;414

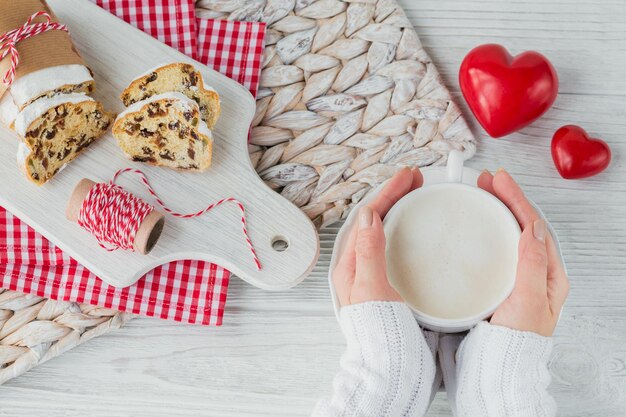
332;167;423;307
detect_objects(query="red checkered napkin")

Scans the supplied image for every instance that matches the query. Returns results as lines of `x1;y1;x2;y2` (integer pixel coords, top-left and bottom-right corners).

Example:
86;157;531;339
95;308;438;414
91;0;267;97
91;0;198;58
0;208;228;325
197;19;266;98
0;4;266;325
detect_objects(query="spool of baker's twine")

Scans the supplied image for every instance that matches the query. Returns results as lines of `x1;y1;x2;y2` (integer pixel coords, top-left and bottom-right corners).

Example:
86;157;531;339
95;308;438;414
66;168;262;270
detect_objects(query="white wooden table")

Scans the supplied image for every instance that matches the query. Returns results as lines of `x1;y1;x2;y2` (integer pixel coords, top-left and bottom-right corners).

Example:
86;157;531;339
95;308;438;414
1;1;625;415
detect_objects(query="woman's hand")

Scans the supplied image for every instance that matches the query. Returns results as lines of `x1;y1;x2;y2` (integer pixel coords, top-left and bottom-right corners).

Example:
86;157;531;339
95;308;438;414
478;169;569;336
333;167;423;307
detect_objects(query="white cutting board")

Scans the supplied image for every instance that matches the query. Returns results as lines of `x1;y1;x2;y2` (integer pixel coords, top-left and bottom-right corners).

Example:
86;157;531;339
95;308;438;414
0;0;319;290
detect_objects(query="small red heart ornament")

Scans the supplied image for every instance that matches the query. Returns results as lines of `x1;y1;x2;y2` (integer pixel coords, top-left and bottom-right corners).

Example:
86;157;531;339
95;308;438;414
551;125;611;179
459;44;559;138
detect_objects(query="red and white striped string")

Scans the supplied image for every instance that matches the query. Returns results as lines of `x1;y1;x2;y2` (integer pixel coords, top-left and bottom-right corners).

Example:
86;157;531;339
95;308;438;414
0;11;68;86
77;168;262;270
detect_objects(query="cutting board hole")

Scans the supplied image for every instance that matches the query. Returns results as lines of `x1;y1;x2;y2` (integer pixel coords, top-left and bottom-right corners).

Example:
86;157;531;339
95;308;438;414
271;236;289;252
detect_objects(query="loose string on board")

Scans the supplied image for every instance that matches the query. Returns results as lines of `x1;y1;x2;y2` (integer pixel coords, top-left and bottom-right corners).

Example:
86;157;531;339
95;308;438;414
77;168;262;271
0;12;69;86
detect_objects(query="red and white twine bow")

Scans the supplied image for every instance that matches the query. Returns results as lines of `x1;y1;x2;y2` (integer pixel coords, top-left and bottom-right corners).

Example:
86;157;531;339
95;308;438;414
78;168;262;271
0;12;68;86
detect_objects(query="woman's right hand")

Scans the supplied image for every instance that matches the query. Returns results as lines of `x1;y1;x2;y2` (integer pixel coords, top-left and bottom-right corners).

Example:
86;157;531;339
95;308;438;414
478;169;569;337
332;167;423;307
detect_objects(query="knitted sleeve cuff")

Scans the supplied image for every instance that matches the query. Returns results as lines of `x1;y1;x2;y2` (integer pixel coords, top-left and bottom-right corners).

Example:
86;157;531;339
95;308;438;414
312;302;435;417
455;321;556;417
338;301;420;354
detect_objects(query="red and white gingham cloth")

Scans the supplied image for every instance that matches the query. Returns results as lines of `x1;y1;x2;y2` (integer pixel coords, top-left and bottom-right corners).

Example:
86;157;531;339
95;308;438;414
0;2;266;325
0;209;228;325
197;19;266;98
91;0;198;58
92;0;266;94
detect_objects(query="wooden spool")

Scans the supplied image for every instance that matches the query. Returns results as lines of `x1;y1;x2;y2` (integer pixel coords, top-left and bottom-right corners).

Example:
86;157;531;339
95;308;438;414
66;178;165;255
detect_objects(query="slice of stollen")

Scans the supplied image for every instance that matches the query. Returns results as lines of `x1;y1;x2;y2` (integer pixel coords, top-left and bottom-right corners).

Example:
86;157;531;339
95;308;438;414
120;62;221;129
14;93;114;185
113;92;213;171
9;64;95;110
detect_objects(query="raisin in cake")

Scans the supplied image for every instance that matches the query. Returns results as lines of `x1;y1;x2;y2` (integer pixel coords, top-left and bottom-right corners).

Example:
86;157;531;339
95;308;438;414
10;64;95;110
113;92;213;171
14;93;114;185
120;63;220;129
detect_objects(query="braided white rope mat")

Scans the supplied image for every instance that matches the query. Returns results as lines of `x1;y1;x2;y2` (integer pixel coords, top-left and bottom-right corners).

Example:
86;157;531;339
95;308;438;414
0;290;132;384
197;0;477;228
0;0;476;385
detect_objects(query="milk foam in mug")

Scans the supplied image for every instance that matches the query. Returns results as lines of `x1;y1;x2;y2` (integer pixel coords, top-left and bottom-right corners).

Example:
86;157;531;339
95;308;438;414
383;151;521;333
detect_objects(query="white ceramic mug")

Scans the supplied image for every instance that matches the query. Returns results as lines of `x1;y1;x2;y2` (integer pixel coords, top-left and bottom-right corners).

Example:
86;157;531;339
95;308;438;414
382;151;521;333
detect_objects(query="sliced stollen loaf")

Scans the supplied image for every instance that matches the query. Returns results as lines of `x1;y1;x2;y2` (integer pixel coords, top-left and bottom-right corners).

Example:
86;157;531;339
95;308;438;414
1;64;96;129
113;92;213;171
120;63;221;129
10;64;95;110
14;93;114;185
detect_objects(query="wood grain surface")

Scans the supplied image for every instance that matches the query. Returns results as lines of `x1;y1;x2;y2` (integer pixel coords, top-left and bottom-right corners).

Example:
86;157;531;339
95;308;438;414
1;0;624;415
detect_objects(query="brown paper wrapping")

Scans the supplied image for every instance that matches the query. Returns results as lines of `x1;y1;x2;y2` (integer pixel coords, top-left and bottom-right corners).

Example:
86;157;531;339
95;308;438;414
0;0;85;99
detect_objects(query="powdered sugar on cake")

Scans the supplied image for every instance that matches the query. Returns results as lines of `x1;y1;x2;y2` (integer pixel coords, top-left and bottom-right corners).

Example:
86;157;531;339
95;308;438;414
0;94;18;127
16;141;30;167
10;65;94;108
116;92;212;138
120;63;221;129
130;63;174;82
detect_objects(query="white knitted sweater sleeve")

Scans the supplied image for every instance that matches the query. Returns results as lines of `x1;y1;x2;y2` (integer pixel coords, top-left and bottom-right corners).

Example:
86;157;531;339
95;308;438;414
454;321;556;417
312;301;436;417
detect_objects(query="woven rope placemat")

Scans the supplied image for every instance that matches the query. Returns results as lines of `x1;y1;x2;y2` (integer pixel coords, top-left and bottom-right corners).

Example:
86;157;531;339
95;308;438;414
0;289;131;384
0;0;477;385
197;0;477;228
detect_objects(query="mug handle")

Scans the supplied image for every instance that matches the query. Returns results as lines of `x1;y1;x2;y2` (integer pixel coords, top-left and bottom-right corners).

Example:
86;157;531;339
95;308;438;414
446;150;465;183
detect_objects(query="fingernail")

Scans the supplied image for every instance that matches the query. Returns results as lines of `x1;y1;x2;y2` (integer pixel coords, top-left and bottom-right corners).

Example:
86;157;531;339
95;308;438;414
497;167;506;174
359;206;373;229
533;219;546;242
482;169;491;175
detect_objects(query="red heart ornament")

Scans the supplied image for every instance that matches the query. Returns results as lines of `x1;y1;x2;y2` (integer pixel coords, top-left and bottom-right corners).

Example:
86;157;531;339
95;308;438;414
551;125;611;179
459;44;559;138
